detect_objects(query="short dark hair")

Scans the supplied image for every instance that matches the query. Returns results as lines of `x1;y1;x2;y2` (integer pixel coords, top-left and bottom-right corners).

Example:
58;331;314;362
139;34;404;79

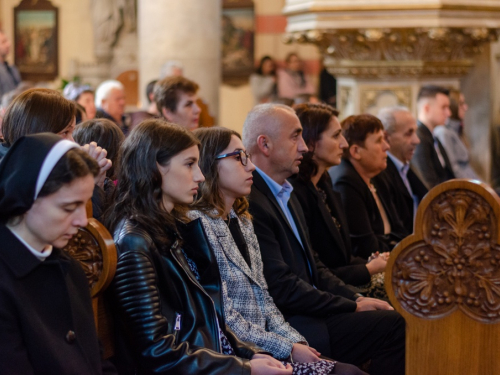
342;114;384;158
417;85;449;102
38;148;99;198
192;127;249;219
295;103;339;180
154;76;199;114
73;118;125;180
2;88;76;147
146;79;158;103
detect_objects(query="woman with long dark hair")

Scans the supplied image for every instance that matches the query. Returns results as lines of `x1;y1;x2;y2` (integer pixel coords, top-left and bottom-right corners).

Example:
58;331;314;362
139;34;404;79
290;103;387;299
189;126;367;375
105;119;291;375
0;133;114;374
250;56;277;105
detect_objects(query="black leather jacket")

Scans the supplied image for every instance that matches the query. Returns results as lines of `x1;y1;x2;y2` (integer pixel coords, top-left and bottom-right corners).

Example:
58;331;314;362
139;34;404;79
111;218;264;374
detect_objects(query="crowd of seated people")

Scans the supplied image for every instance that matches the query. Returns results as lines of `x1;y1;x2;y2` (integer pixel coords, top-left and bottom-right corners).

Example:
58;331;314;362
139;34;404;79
0;74;486;375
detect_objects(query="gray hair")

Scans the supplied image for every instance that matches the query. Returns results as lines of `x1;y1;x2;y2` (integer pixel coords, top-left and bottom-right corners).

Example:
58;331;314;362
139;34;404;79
377;106;410;134
160;60;184;78
94;80;124;107
242;103;295;153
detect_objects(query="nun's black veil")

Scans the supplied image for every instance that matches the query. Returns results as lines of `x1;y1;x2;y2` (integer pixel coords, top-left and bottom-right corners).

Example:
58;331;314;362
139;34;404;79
0;133;76;222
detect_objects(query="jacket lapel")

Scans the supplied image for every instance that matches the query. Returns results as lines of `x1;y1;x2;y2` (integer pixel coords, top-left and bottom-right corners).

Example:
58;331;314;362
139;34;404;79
253;170;297;240
287;194;318;283
386;157;414;205
209;212;258;285
307;180;349;263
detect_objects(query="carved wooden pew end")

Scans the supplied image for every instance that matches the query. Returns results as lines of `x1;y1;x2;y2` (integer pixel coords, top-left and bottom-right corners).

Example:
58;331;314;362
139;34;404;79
63;200;117;359
386;179;500;374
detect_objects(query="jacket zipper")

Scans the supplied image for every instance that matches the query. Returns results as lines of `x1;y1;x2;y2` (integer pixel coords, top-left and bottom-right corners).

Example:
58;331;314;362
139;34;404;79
174;313;181;331
171;247;221;353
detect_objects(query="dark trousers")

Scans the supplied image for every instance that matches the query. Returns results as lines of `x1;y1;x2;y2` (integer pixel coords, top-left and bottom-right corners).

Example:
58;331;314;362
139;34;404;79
288;310;405;375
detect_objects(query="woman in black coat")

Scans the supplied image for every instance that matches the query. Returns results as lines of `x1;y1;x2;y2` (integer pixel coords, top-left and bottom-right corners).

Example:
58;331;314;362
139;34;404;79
290;104;387;298
328;114;409;258
0;133;115;374
105;119;291;375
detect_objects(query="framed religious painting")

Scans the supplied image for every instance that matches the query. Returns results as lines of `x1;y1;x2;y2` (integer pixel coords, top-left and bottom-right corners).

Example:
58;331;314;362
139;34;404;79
222;0;254;86
14;0;59;81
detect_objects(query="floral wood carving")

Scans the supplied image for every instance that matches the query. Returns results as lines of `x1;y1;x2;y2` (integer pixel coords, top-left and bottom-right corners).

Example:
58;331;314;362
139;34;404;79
392;189;500;323
63;228;103;290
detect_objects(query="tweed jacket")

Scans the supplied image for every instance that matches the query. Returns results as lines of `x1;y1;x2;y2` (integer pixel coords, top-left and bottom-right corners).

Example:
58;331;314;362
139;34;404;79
188;209;306;360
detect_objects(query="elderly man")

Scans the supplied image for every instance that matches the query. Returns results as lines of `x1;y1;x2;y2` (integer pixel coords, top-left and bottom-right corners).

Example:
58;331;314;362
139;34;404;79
411;85;455;189
154;76;201;131
375;106;428;234
243;103;405;375
95;80;129;134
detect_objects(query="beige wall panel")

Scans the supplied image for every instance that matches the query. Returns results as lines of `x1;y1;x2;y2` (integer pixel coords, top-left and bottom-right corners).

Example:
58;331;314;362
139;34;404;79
255;0;286;16
219;84;253;134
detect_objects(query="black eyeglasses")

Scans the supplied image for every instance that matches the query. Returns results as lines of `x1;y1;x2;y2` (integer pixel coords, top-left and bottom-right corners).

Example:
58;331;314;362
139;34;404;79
216;150;251;166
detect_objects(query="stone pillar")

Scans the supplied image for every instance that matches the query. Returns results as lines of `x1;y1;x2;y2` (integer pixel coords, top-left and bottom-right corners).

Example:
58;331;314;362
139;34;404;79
138;0;221;118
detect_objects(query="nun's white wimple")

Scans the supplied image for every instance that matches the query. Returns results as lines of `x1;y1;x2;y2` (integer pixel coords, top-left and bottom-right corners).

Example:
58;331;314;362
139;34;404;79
34;140;79;199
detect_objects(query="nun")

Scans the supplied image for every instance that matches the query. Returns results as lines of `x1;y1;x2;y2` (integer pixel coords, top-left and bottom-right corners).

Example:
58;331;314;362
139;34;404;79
0;133;115;374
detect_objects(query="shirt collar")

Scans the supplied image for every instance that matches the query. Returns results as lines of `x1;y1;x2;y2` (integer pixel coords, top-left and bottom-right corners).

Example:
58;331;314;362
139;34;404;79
7;226;53;261
254;166;294;198
387;152;408;174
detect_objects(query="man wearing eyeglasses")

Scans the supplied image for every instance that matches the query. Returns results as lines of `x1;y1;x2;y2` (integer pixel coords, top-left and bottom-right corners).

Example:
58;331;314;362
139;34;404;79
242;103;405;375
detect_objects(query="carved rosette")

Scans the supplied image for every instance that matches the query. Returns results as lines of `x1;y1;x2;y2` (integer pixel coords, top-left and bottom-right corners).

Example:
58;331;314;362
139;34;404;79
283;28;500;78
392;190;500;323
63;228;103;290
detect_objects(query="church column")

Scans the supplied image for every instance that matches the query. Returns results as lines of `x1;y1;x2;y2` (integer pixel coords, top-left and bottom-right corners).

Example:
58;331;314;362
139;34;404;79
138;0;221;119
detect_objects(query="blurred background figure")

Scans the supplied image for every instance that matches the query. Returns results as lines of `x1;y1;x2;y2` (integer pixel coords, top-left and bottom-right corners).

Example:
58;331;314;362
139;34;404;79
319;63;337;107
277;52;315;100
95;80;129;135
249;55;277;105
433;89;480;180
0;30;20;99
160;60;214;127
0;82;34;141
63;82;97;120
293;93;319;106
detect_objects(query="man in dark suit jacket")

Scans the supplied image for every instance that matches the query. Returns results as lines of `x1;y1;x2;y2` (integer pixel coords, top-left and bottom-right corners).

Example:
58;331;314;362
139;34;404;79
375;107;428;234
242;103;405;375
411;85;455;189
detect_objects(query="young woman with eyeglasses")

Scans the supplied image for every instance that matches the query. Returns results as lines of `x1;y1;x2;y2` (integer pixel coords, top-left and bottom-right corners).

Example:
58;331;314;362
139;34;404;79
189;126;367;375
105;119;291;375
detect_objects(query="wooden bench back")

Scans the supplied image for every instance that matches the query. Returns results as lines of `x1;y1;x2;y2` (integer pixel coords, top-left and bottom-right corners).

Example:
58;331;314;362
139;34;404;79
63;200;117;358
386;179;500;374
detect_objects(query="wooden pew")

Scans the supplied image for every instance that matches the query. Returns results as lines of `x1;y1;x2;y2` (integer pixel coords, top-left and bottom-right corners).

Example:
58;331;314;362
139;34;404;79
63;200;117;359
386;179;500;374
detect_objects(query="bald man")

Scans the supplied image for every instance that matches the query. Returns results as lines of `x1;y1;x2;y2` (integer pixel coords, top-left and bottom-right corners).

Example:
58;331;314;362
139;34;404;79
374;106;428;234
243;103;405;375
